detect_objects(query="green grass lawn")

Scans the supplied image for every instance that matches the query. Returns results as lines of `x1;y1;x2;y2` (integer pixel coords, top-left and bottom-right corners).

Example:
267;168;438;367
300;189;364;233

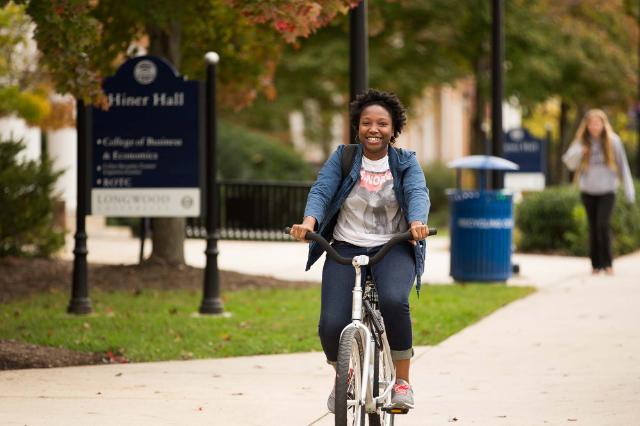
0;284;534;362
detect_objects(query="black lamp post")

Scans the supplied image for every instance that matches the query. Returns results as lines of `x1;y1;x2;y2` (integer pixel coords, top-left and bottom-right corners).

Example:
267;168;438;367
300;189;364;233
199;51;224;315
349;0;368;143
491;0;505;189
68;99;92;314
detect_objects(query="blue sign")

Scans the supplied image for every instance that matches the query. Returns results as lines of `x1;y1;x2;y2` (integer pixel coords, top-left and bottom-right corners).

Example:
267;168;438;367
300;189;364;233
89;56;203;217
503;128;546;173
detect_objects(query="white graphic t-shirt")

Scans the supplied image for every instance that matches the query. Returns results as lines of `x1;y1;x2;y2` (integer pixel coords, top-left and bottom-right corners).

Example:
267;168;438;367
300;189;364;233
333;155;408;247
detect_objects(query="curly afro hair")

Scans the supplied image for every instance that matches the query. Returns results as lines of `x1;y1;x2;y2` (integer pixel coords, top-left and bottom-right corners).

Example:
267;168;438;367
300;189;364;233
350;89;407;143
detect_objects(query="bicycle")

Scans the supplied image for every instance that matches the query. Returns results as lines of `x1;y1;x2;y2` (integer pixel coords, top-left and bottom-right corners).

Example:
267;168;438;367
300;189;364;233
284;226;437;426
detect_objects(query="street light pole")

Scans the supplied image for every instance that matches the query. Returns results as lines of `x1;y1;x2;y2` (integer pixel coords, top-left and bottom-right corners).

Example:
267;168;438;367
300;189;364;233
349;0;368;143
68;99;92;315
200;51;224;315
491;0;505;189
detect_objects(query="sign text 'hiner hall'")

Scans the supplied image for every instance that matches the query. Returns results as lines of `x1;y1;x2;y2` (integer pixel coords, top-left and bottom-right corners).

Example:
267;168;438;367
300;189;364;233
89;56;203;217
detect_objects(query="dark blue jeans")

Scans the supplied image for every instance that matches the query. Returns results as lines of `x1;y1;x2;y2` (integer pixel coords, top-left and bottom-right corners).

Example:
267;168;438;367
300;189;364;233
319;241;416;363
581;192;616;269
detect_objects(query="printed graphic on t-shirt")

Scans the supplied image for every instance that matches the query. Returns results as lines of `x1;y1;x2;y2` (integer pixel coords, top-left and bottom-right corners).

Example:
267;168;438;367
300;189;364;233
333;155;408;246
350;168;403;234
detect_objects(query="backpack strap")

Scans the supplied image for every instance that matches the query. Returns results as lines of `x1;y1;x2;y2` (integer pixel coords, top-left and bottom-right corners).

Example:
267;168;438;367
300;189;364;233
341;144;358;179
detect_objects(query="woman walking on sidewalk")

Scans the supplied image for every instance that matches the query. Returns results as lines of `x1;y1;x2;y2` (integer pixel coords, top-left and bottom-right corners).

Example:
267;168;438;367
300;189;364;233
562;109;635;275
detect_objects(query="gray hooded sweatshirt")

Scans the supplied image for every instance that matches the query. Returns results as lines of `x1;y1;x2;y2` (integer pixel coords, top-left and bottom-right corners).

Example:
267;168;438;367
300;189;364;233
562;133;635;203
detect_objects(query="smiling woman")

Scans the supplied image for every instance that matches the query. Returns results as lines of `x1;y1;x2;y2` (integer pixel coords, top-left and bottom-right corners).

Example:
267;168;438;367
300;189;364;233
289;88;430;412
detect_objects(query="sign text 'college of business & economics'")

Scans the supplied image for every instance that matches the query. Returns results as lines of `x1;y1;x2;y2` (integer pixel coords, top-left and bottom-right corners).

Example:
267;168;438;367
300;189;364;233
90;56;202;217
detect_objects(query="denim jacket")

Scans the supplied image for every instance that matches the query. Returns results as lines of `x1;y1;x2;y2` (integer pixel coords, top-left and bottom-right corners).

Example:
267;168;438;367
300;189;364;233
303;144;431;293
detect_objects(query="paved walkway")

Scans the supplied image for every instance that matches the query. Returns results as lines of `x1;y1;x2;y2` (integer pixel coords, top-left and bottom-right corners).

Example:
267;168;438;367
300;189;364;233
1;235;639;425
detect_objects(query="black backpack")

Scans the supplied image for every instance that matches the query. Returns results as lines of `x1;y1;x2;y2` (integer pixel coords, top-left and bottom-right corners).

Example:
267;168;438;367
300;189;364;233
341;144;358;179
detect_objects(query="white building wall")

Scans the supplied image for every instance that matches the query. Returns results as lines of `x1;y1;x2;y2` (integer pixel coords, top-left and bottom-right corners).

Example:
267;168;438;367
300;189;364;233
46;127;77;211
421;112;437;164
0;115;41;161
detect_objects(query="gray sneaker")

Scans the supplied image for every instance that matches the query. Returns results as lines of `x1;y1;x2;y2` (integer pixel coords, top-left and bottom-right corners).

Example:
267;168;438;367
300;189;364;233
327;384;335;413
391;379;414;409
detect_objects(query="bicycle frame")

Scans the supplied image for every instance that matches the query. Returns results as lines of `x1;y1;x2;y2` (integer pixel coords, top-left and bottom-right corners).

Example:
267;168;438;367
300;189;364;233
283;225;437;425
338;255;396;422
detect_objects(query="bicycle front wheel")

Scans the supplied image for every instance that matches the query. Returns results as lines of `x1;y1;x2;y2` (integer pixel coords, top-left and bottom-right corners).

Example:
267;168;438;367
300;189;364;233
335;326;365;426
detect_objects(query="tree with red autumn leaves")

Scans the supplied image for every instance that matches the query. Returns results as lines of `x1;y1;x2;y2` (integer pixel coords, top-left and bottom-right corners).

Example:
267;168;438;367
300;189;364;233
3;0;359;265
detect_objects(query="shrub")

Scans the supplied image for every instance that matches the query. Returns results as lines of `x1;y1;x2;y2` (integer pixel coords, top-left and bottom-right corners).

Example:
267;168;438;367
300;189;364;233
611;180;640;255
218;120;315;181
516;182;640;256
423;161;455;212
0;140;65;257
423;161;456;227
516;186;581;254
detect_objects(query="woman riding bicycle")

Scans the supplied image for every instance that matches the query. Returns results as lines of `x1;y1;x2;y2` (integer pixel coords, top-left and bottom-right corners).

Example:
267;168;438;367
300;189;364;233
290;89;430;412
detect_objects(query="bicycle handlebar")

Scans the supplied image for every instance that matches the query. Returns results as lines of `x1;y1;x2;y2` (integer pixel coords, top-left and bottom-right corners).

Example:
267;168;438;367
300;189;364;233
283;226;437;266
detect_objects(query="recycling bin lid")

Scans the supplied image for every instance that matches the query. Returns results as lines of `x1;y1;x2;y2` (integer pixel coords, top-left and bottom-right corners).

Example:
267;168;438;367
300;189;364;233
447;155;519;171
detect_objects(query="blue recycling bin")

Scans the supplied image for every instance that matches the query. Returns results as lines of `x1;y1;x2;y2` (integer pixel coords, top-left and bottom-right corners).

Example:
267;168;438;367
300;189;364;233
447;156;519;282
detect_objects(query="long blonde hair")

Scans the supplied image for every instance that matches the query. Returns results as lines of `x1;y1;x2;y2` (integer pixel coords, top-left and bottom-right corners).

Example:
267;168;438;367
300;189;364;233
573;109;617;173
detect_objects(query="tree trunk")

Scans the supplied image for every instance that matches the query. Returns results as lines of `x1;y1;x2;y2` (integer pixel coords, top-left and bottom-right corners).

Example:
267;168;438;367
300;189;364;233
146;20;186;266
556;99;570;184
147;20;182;70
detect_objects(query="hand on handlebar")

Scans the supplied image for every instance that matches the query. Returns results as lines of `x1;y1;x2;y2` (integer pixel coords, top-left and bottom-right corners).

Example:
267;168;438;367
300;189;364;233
409;221;429;245
289;216;317;243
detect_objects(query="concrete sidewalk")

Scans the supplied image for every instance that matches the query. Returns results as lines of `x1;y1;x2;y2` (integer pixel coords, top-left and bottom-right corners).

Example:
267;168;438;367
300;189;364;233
1;236;639;425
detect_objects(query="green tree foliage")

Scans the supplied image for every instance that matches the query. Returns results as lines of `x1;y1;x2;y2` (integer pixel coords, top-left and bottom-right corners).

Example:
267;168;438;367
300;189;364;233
520;1;637;183
5;0;355;109
4;0;355;265
232;1;546;144
233;0;636;161
0;2;50;124
0;140;65;257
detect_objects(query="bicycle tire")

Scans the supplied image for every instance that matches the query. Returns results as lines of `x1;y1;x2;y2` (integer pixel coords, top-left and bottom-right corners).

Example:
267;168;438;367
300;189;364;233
335;326;365;426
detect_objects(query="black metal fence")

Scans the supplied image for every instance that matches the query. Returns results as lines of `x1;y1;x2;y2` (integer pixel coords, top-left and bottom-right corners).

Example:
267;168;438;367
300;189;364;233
186;180;313;241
